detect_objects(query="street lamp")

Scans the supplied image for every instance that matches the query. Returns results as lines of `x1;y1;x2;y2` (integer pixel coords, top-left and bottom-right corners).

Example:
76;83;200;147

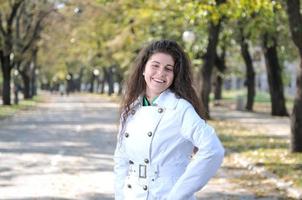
66;74;71;81
74;7;82;15
13;69;19;104
182;30;196;44
13;69;19;76
70;38;75;44
10;53;14;61
90;69;100;93
93;69;100;76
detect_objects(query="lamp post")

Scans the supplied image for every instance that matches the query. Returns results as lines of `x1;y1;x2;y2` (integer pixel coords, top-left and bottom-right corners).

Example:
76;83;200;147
66;73;72;95
182;30;196;57
93;69;100;93
182;30;196;44
13;69;19;105
93;69;100;77
74;7;82;14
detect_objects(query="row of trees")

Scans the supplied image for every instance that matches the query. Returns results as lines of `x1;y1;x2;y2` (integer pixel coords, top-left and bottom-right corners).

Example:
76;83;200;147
0;0;57;104
1;0;301;152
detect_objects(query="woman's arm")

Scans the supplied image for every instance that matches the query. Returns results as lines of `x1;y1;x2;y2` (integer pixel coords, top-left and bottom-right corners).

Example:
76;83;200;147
114;135;129;200
167;106;224;200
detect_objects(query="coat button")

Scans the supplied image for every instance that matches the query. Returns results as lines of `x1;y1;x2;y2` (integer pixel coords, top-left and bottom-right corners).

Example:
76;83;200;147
131;110;136;115
127;184;132;189
158;108;163;113
144;159;149;164
143;185;148;190
129;160;134;164
147;131;152;137
125;132;129;138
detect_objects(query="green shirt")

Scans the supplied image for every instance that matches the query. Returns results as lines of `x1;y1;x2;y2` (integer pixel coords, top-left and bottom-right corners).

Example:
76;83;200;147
143;96;158;106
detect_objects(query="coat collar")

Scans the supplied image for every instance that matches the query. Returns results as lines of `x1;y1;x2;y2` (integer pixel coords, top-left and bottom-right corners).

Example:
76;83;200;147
153;89;179;109
132;89;179;110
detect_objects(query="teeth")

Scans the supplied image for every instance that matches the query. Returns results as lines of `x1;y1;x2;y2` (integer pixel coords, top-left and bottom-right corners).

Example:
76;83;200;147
153;78;165;83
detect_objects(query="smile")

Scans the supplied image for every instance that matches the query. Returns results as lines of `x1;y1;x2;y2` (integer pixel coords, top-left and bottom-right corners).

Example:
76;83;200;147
152;78;165;83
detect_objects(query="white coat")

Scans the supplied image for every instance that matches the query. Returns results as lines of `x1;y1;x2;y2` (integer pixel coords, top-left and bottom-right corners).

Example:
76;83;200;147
114;89;224;200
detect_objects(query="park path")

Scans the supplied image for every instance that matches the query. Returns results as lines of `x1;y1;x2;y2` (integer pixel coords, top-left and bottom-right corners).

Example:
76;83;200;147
0;93;288;200
211;106;290;138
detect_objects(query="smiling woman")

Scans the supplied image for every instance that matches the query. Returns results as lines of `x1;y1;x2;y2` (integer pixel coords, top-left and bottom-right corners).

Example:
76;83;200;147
114;39;224;200
143;53;175;102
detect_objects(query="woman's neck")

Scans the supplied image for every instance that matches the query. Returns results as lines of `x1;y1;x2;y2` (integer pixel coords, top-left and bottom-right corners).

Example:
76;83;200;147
145;95;155;102
145;92;158;102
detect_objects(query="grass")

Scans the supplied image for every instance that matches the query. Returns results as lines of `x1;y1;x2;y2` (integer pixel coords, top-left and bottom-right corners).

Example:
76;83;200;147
211;89;294;114
210;119;302;189
0;95;44;119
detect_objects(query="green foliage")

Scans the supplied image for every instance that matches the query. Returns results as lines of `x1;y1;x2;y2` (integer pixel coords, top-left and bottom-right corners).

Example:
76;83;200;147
36;0;298;91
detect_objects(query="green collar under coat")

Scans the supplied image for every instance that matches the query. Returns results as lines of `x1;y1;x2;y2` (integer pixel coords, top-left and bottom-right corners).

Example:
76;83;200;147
143;96;158;106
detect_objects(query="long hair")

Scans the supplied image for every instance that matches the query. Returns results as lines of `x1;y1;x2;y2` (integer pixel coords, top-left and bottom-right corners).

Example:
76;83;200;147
120;39;205;131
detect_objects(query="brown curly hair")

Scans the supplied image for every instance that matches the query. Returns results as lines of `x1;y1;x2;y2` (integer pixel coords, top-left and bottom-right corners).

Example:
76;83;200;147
120;39;205;130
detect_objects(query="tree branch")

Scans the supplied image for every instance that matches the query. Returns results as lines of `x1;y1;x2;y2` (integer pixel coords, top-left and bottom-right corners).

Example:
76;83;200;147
22;8;54;54
7;0;25;34
0;13;6;36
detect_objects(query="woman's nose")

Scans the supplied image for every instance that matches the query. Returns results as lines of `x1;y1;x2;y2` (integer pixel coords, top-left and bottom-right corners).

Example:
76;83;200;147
156;67;165;75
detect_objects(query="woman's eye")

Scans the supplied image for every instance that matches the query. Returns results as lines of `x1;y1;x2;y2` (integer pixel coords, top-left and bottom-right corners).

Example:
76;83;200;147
165;67;173;71
152;65;159;68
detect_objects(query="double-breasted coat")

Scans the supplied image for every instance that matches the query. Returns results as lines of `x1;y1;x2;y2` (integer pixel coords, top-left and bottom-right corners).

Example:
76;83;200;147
114;90;224;200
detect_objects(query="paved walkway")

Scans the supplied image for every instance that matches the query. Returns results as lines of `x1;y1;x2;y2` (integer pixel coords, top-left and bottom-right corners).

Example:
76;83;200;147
0;93;117;199
211;106;290;138
0;93;289;199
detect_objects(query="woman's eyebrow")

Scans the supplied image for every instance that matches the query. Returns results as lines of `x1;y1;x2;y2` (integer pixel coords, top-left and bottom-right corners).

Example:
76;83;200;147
150;60;174;67
150;60;160;64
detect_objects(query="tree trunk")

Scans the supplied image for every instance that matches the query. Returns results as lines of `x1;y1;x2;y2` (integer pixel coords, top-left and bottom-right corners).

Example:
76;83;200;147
262;34;288;116
116;68;123;95
214;49;226;102
0;0;25;105
89;73;94;93
239;27;255;111
1;54;12;105
31;70;37;96
107;66;114;96
286;0;302;152
100;67;107;94
290;66;302;152
21;72;31;99
214;75;223;100
31;49;38;96
200;20;222;119
100;79;105;94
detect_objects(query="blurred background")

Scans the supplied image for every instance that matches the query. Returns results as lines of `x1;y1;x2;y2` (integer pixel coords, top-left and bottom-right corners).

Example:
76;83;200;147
1;0;302;199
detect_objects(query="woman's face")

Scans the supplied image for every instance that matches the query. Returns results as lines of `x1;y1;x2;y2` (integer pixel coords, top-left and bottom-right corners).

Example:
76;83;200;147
143;52;175;99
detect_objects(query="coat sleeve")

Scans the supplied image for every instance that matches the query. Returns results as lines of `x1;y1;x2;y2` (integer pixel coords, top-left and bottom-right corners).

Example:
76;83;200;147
114;130;129;200
166;105;225;200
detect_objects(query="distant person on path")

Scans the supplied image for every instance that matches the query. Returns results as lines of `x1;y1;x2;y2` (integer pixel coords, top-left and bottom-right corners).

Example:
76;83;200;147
59;83;65;96
114;39;224;200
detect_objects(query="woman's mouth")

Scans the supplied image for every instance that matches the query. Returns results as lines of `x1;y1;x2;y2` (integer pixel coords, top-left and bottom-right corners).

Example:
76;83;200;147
152;78;165;83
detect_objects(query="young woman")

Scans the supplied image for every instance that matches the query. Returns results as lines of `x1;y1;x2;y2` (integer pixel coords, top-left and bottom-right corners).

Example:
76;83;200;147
114;39;224;200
